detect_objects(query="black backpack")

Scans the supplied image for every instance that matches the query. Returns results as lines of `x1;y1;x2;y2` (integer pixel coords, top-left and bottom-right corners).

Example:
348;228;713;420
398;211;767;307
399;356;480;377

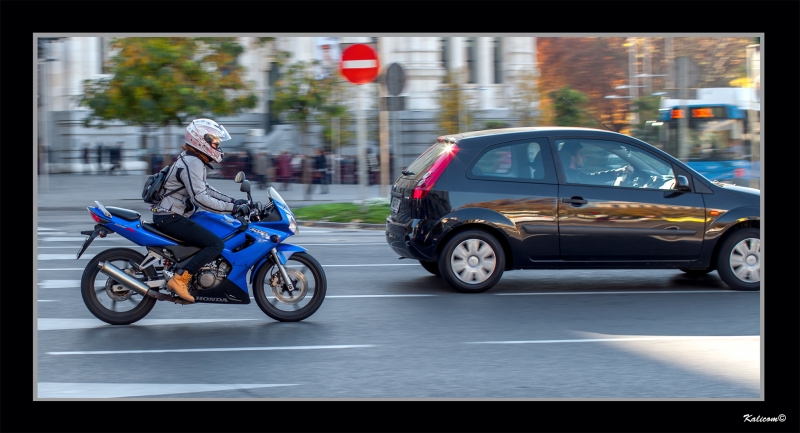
142;158;186;205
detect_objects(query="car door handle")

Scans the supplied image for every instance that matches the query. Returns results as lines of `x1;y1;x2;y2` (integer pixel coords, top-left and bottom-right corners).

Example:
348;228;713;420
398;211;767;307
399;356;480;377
561;197;588;205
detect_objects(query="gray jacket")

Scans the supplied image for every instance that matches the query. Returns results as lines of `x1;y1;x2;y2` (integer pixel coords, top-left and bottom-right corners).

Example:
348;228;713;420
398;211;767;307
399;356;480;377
154;150;236;217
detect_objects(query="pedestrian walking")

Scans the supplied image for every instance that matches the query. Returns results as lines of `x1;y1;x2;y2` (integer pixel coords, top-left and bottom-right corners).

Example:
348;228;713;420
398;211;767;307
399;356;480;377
367;147;379;185
108;143;121;175
83;145;91;175
313;148;329;194
277;150;292;190
253;150;270;189
96;142;104;174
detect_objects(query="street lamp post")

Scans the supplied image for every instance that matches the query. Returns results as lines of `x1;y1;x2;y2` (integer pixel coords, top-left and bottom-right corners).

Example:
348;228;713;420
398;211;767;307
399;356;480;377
40;55;57;193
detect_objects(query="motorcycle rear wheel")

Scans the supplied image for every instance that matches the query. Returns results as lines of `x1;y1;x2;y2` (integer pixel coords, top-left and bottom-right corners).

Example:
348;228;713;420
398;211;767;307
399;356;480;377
81;248;158;325
253;252;327;322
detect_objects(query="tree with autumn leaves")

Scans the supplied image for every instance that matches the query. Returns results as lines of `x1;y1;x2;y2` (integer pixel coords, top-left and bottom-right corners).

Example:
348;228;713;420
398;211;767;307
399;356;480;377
536;36;756;134
80;37;262;153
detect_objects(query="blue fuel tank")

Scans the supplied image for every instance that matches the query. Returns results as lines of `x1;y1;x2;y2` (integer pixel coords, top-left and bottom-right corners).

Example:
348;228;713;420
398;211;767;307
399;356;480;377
189;210;242;239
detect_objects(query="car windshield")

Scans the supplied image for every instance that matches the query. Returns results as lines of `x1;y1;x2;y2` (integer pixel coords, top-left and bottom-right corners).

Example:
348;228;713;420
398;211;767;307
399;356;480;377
404;141;453;178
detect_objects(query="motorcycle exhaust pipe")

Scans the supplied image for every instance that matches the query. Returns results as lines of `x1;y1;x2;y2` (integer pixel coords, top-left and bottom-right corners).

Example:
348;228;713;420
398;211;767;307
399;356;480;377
97;261;150;297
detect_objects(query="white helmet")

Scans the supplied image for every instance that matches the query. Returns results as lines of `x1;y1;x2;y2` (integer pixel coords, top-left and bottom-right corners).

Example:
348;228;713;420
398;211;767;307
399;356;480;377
184;118;231;163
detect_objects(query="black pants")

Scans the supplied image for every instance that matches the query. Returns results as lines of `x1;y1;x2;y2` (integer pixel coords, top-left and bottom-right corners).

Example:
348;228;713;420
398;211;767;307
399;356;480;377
153;213;224;275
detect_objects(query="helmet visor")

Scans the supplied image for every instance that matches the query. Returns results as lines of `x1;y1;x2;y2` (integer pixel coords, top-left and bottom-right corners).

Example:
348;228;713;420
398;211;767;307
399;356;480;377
216;124;232;142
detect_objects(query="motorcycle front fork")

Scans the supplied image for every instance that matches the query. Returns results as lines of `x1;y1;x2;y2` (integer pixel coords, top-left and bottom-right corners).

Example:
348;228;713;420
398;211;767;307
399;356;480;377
270;247;295;291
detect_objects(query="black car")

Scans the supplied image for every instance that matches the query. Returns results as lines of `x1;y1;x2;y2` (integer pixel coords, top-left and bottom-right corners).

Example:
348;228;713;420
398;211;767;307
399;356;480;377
385;127;760;293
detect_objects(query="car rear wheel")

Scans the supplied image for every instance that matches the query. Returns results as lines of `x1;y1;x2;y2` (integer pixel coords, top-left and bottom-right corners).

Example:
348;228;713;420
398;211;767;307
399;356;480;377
419;260;441;276
716;228;760;291
439;229;505;293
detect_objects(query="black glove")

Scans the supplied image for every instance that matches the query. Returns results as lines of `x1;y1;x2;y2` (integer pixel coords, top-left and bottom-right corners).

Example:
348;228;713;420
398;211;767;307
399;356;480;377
232;199;248;207
233;204;250;216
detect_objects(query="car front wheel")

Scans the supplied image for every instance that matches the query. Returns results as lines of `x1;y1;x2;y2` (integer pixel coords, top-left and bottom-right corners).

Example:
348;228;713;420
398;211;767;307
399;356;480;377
716;228;760;291
438;229;505;293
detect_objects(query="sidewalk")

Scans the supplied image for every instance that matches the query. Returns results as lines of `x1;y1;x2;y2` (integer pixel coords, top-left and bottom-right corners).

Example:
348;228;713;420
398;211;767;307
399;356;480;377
36;173;388;229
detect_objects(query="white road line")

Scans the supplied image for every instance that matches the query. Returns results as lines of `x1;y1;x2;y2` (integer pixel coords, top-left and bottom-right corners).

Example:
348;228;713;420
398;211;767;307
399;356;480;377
37;383;298;399
467;335;759;344
327;294;435;298
39;280;81;288
37;263;420;271
47;344;375;355
493;290;743;296
37;242;387;247
37;318;258;331
39;254;94;260
36;268;85;271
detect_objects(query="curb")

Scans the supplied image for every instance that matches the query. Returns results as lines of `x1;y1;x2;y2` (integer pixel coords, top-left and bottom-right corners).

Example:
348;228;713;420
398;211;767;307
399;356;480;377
297;221;384;230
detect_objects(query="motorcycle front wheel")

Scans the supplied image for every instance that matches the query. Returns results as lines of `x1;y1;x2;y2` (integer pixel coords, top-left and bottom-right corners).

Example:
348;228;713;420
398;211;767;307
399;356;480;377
253;252;327;322
80;248;158;325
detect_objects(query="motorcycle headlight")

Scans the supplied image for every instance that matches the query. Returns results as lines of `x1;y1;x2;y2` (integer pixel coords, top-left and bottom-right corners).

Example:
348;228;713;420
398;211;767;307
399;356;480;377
288;214;298;235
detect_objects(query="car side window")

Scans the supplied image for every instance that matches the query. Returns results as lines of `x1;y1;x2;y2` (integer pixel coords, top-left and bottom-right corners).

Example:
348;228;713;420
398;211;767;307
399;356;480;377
470;140;549;182
557;139;676;189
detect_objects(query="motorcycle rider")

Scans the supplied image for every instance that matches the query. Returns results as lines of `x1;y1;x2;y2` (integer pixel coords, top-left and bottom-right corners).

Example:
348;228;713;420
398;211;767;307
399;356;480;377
152;118;250;302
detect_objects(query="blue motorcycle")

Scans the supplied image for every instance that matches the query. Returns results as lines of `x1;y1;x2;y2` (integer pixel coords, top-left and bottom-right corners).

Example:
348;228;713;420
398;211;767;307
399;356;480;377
77;172;327;325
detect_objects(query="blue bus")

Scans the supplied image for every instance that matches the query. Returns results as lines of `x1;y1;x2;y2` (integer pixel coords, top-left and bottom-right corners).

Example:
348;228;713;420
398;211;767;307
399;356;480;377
657;88;760;188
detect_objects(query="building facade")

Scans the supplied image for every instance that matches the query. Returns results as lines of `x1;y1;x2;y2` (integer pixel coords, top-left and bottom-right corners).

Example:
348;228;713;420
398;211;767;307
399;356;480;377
36;36;539;176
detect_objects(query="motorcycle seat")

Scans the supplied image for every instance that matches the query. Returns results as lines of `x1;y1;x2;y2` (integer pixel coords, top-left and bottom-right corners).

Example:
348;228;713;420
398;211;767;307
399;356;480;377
142;221;184;243
105;206;141;221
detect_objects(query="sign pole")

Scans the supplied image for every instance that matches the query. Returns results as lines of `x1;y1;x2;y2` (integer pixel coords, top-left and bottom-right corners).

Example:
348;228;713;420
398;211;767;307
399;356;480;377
339;42;380;210
357;83;367;209
378;39;390;198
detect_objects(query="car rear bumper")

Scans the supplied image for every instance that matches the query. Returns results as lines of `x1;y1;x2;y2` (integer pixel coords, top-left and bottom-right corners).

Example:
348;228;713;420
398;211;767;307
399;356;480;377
385;216;436;261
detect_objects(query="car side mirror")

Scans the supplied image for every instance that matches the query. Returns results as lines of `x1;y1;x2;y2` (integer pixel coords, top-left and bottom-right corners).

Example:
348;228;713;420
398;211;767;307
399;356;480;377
675;175;691;192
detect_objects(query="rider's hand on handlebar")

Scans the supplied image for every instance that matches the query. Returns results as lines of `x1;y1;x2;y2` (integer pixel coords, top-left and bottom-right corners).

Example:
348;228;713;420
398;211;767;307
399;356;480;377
233;204;250;217
232;199;248;207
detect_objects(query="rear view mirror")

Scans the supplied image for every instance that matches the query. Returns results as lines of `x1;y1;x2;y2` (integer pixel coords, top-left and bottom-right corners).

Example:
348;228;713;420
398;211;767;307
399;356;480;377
234;171;245;183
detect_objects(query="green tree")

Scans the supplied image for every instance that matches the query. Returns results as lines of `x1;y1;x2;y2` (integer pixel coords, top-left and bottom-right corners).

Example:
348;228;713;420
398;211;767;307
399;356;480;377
314;72;356;153
436;70;475;134
79;37;259;152
629;94;663;146
549;86;591;127
510;70;541;127
271;60;354;154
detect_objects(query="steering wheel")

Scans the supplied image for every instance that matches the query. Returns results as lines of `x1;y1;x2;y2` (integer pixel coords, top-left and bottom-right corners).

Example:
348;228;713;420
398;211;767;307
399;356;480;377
616;166;636;187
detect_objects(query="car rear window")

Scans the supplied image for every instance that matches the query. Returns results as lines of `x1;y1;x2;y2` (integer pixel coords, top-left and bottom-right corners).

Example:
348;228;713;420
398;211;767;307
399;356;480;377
404;142;452;179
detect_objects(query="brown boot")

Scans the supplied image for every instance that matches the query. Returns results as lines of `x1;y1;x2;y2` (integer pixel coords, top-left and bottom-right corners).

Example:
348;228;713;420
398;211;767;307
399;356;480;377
167;270;194;302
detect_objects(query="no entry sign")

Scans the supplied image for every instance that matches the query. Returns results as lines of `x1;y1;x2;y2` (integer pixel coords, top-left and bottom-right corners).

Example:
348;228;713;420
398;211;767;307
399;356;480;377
340;44;380;85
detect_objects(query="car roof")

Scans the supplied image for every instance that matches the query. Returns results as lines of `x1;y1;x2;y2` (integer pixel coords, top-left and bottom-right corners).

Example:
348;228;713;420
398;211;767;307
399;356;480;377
451;126;623;140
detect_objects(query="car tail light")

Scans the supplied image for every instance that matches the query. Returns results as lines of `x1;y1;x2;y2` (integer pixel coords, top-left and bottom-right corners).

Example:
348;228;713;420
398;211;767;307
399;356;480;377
412;143;459;199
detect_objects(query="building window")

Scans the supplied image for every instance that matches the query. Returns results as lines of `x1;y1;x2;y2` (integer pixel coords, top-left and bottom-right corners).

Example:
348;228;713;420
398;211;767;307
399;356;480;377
441;37;450;74
465;38;476;84
493;38;503;84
